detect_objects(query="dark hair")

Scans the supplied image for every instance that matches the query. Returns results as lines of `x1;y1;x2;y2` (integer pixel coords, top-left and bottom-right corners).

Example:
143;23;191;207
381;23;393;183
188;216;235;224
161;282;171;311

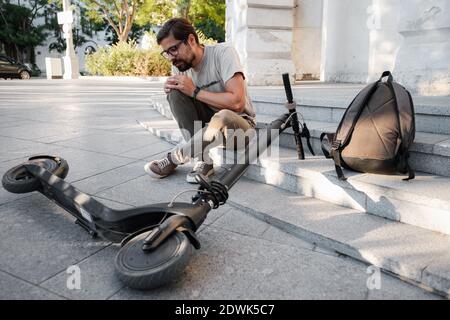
156;18;199;45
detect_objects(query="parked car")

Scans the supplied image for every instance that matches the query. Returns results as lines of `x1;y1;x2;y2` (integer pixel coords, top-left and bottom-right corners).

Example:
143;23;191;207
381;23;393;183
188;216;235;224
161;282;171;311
0;55;32;79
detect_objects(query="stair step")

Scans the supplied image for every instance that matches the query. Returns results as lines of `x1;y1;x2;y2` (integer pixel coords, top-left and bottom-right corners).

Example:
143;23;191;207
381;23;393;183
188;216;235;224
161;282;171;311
255;114;450;177
150;93;174;120
148;96;450;177
227;177;450;297
249;89;450;135
140;109;450;236
227;146;450;236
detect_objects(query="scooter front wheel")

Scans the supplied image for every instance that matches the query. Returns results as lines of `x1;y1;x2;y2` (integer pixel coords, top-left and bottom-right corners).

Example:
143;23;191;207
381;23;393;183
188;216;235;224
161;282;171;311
2;155;69;194
115;230;193;290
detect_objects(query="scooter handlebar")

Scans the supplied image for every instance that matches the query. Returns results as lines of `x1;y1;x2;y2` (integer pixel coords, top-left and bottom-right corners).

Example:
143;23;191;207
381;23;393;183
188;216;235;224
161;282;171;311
282;73;294;103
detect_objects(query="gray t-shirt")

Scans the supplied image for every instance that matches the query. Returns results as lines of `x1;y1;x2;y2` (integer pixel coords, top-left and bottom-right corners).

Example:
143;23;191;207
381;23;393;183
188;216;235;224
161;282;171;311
173;43;256;126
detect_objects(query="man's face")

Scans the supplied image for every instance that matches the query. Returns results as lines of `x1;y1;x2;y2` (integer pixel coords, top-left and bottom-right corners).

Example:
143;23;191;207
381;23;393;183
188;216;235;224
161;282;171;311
160;34;196;72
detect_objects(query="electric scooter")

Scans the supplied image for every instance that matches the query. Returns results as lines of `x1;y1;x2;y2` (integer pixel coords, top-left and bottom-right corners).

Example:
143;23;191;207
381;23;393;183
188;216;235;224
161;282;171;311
1;74;313;290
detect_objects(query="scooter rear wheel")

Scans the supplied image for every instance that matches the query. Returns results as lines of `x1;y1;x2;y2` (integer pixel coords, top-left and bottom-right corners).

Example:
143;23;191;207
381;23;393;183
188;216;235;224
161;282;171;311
115;230;193;290
2;156;69;194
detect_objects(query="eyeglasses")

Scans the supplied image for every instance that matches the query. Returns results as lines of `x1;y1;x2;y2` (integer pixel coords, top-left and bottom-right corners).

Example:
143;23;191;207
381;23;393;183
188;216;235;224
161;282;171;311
160;40;187;59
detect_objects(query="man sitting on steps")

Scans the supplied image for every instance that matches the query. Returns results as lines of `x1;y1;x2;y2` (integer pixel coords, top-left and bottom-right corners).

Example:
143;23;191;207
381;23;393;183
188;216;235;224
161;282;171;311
144;18;256;183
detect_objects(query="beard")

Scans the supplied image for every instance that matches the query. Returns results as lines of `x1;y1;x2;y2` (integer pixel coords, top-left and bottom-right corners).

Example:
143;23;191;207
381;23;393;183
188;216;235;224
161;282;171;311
172;54;195;72
173;60;192;72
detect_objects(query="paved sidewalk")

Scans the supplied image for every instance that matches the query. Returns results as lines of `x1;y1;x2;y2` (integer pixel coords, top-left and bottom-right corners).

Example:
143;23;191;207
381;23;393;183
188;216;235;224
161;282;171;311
0;79;440;299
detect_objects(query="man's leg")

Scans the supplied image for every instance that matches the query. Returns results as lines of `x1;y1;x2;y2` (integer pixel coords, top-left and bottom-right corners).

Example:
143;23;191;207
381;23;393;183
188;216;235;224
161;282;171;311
171;109;255;166
144;90;216;179
167;90;216;141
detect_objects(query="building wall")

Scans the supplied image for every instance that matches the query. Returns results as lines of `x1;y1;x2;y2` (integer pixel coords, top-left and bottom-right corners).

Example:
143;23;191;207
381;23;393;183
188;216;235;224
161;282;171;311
226;0;296;85
292;0;323;80
226;0;450;95
320;0;450;95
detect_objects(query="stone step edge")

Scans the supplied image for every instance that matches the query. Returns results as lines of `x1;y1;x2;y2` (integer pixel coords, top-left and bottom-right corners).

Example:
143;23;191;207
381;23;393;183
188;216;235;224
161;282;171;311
149;98;450;159
212;147;450;219
225;180;449;298
254;117;450;158
243;161;450;236
141;112;450;215
251;94;450;116
143;120;450;237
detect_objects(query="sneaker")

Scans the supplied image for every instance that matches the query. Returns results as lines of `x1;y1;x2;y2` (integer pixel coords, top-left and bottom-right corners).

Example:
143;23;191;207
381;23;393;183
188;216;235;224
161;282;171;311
144;153;177;179
186;161;214;184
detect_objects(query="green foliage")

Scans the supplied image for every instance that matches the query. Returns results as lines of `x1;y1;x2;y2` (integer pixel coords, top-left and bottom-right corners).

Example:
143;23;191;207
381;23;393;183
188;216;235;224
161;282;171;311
135;0;225;42
0;2;48;50
197;29;217;46
85;40;171;76
190;0;225;41
136;0;176;26
83;0;147;42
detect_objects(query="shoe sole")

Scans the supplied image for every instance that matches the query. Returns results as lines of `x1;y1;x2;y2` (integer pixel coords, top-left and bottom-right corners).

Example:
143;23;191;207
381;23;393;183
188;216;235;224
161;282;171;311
186;168;214;184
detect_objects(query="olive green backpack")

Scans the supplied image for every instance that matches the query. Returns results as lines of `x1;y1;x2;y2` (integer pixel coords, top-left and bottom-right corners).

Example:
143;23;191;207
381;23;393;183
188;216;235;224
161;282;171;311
320;71;416;181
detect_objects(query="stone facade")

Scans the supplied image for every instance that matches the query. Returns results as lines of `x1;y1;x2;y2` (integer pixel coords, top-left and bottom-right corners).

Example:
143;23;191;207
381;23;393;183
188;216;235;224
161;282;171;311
225;0;296;85
226;0;450;96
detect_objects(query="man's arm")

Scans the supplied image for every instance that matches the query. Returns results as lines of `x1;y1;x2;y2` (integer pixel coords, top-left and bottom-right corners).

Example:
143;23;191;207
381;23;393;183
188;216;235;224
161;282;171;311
165;73;246;113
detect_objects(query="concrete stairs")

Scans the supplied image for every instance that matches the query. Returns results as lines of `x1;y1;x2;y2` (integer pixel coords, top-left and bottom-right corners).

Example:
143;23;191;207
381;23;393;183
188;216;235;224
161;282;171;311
143;88;450;297
251;93;450;178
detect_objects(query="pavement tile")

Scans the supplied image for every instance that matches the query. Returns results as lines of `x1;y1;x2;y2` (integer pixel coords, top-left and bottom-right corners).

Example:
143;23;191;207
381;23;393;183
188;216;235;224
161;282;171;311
110;226;436;300
40;146;136;182
53;131;162;155
72;160;148;195
0;194;110;284
95;165;196;207
40;245;124;300
0;270;64;300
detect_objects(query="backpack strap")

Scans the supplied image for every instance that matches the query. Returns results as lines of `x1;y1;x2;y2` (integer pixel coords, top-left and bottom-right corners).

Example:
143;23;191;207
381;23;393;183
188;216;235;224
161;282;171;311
320;133;347;180
386;75;416;181
331;142;347;181
301;123;315;156
397;149;415;181
320;132;335;158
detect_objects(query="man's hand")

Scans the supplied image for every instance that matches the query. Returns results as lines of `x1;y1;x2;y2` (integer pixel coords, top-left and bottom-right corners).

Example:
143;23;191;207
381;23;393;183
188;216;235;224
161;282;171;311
163;77;176;94
165;75;196;97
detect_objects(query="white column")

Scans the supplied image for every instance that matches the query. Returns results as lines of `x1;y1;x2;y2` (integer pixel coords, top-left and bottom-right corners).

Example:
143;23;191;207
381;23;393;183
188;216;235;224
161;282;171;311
226;0;296;85
62;0;79;79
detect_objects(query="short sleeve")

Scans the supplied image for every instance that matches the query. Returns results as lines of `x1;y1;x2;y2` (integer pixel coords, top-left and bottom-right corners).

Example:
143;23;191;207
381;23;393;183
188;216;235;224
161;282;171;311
218;46;245;83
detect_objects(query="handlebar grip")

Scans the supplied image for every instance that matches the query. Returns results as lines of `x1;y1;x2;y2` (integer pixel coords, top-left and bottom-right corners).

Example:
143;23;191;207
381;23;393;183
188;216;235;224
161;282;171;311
282;73;294;103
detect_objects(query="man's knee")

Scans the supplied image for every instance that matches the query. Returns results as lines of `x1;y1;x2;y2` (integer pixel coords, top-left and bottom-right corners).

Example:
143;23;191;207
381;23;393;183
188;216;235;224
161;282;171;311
209;109;235;128
167;90;192;111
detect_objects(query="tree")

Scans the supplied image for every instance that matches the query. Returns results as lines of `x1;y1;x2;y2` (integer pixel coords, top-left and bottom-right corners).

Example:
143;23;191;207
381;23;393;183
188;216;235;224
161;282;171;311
83;0;225;44
84;0;146;43
135;0;176;26
137;0;225;42
0;0;50;63
47;2;105;53
189;0;225;42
